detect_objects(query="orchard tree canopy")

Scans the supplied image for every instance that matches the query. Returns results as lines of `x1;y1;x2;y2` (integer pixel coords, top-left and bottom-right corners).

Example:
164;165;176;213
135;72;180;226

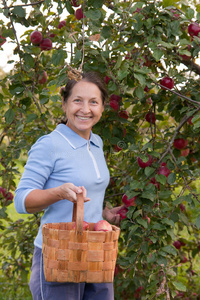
0;0;200;299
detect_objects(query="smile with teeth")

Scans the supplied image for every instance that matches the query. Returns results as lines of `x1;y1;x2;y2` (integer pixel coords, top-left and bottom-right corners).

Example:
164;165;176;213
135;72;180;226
76;115;92;120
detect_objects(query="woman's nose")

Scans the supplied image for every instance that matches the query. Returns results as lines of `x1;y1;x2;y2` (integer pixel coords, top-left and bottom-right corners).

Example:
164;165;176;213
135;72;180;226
81;101;90;113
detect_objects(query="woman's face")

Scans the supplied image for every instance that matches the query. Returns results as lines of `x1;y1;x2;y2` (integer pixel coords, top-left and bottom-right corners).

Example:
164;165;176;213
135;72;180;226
62;80;104;140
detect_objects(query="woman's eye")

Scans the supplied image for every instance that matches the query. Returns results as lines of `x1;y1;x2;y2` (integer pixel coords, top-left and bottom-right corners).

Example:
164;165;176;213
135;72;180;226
74;99;81;103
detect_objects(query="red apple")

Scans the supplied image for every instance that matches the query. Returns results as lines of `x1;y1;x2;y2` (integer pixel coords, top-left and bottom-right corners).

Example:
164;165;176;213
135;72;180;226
118;110;129;119
30;31;43;45
109;100;119;111
0;187;7;198
158;165;171;178
180;256;188;263
173;240;182;249
160;76;174;89
122;194;136;207
94;220;112;232
173;138;188;150
145;111;156;124
188;116;193;125
161;162;167;166
40;38;52;51
38;71;47;84
0;35;6;46
180;148;190;157
137;154;153;168
180;203;185;211
5;191;13;201
188;23;200;37
75;7;84;20
114;144;122;152
150;177;160;189
118;206;128;220
104;76;111;84
72;220;89;231
110;94;121;103
70;0;79;7
58;20;66;29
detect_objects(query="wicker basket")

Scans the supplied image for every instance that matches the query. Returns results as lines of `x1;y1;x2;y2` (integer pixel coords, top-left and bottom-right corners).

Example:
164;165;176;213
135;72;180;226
42;194;120;283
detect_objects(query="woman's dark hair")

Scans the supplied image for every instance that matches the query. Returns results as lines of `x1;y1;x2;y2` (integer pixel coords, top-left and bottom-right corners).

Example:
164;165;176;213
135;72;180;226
62;71;108;104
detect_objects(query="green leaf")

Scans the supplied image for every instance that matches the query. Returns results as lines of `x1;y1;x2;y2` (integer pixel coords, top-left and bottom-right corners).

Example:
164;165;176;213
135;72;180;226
172;281;186;292
137;217;148;229
12;6;26;17
23;53;35;68
161;218;175;228
85;9;102;20
145;166;155;177
134;73;146;86
155;174;166;185
153;49;163;61
4;108;15;124
26;113;38;123
132;209;142;220
135;87;144;99
162;245;177;256
157;256;167;266
162;0;178;7
141;191;155;201
195;215;200;229
167;173;176;184
51;50;66;66
185;8;194;19
101;26;111;39
152;223;166;231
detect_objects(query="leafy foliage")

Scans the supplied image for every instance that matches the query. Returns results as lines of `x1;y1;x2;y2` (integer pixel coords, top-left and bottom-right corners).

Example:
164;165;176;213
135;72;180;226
0;0;200;299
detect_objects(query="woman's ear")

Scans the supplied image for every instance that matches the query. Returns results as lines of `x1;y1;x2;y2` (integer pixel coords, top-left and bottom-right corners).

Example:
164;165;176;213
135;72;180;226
62;99;66;114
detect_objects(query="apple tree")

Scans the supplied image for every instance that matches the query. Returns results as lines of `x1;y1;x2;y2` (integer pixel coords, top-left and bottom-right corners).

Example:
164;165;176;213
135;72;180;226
0;0;200;299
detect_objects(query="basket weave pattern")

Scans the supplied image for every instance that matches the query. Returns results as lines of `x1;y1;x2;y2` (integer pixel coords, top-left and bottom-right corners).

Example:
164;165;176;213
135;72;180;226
42;194;120;283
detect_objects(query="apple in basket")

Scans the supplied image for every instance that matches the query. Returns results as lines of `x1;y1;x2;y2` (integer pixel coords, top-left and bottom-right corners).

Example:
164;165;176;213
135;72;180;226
94;220;112;232
72;221;89;231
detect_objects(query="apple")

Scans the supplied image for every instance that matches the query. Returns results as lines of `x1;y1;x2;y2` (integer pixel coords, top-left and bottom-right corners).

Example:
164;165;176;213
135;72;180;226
160;76;174;89
114;144;122;152
94;220;112;232
150;177;160;189
40;38;52;51
122;194;136;207
173;138;188;150
72;220;89;231
173;240;182;249
137;154;153;168
0;187;6;198
104;76;111;84
145;111;156;124
38;71;47;84
118;110;129;119
109;99;119;111
110;94;121;103
58;20;66;29
188;23;200;37
180;256;188;263
75;7;84;20
180;148;190;157
188;116;193;125
0;35;6;46
5;191;13;201
158;165;171;177
180;203;185;211
30;31;43;45
118;206;128;220
70;0;79;7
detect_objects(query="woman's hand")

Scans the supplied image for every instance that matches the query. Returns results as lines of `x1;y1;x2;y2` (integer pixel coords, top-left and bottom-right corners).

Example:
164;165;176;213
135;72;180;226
25;183;90;213
57;183;90;203
102;204;123;226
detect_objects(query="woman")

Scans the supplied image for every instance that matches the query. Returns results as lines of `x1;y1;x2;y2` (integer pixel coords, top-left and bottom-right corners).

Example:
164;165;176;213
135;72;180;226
14;71;120;300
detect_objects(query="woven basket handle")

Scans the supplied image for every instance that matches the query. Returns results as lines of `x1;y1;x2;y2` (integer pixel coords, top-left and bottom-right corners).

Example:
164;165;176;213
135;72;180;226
72;193;84;236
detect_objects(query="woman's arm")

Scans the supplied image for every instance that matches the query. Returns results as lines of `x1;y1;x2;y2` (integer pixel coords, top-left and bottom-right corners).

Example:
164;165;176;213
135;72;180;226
25;184;90;213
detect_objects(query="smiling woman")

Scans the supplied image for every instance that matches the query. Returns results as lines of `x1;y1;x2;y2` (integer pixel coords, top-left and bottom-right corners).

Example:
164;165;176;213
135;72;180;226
14;71;121;300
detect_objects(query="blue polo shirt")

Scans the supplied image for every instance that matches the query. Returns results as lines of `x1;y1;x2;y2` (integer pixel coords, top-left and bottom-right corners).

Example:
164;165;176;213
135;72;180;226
14;124;110;249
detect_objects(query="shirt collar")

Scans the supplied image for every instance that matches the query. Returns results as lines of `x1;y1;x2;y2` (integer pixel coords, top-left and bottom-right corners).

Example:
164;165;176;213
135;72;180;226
54;124;100;149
